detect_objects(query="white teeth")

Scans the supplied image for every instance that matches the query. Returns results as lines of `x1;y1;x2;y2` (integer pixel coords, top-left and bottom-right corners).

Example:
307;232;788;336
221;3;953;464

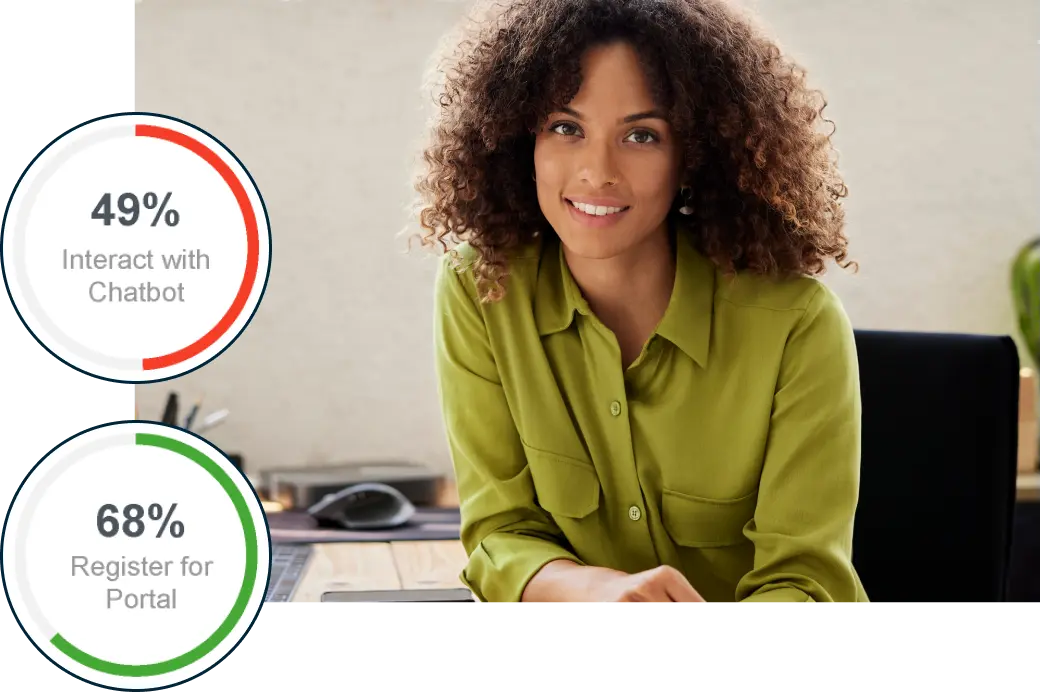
571;200;625;216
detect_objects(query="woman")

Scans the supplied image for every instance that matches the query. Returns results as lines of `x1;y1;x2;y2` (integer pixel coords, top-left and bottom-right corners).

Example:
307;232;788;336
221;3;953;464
416;0;868;602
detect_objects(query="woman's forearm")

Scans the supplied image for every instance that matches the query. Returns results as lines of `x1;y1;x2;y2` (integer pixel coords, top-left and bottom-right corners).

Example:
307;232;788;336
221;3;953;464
521;559;626;601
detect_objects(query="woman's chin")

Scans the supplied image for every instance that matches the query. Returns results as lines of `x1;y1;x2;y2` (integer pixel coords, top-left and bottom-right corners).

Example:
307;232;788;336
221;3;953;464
559;236;626;260
557;230;639;261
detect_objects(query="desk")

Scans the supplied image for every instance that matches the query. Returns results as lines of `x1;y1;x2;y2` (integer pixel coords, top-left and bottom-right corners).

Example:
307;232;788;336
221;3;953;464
292;540;468;602
288;474;1038;602
284;477;465;602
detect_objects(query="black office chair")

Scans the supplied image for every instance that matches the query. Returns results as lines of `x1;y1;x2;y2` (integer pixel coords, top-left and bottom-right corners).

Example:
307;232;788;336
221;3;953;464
851;330;1020;602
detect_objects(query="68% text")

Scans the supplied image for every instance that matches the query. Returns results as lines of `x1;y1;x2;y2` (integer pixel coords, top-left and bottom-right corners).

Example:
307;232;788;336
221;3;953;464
97;503;184;538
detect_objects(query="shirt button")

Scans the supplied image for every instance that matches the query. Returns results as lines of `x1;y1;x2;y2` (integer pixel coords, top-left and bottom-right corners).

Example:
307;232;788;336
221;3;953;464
609;401;622;417
628;505;642;521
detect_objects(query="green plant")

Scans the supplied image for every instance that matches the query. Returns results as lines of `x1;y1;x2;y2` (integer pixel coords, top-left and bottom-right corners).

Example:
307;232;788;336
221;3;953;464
1012;237;1039;368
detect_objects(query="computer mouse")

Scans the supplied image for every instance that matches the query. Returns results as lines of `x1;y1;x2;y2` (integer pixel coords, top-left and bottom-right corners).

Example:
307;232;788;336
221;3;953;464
306;482;416;530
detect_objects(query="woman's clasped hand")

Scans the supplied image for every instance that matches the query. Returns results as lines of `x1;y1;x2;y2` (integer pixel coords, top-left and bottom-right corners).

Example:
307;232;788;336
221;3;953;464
524;560;706;602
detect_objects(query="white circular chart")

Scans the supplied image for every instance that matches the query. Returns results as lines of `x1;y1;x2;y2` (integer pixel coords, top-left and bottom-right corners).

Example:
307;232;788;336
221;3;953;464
1;421;272;690
1;112;272;382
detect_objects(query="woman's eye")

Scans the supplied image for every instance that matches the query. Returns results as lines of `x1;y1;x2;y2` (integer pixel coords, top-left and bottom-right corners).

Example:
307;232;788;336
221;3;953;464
549;122;580;137
547;122;658;144
625;129;659;145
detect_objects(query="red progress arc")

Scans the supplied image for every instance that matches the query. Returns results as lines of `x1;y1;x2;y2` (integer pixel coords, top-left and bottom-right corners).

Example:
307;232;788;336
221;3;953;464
135;124;261;370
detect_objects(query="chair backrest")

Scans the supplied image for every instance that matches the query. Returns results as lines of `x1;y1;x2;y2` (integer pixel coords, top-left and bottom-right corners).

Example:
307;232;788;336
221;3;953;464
851;330;1020;601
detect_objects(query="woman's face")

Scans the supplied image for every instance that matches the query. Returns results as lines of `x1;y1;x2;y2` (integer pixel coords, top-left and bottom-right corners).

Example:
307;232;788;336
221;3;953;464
534;41;683;260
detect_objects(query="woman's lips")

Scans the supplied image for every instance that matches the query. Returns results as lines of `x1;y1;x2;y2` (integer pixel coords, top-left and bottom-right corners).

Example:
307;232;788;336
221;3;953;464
565;199;631;228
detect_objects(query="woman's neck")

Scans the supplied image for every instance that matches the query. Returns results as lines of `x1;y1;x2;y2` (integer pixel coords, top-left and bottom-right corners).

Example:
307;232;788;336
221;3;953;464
563;224;676;366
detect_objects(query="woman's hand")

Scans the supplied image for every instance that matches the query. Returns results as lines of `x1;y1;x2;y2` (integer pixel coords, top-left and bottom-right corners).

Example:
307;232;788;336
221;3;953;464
595;565;706;602
522;560;705;602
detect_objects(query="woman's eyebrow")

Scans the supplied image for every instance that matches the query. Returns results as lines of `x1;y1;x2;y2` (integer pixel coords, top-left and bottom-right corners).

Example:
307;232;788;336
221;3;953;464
558;106;668;124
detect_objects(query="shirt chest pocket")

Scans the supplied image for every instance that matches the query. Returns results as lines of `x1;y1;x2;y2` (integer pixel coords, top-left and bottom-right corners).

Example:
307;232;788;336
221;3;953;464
662;488;757;548
523;445;601;519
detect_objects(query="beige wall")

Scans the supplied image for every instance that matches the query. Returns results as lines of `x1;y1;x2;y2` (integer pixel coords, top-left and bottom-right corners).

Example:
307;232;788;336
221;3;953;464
135;0;1039;475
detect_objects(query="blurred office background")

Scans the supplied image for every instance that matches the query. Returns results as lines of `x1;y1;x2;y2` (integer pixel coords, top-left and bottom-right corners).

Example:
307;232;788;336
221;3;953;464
134;0;1038;478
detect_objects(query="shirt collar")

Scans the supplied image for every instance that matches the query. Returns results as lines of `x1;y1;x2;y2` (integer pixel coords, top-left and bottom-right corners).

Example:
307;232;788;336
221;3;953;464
655;231;715;367
534;230;716;367
534;235;583;336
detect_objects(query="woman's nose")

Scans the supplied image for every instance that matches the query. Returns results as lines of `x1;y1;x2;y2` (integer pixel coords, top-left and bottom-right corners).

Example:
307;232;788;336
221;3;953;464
577;140;619;188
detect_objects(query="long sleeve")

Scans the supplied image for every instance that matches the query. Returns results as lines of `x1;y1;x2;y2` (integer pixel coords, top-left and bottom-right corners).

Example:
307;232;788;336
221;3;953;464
736;283;868;602
432;252;585;602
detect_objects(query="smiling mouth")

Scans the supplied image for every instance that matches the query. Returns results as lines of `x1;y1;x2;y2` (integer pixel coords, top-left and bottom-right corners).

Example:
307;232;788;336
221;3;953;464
566;199;631;217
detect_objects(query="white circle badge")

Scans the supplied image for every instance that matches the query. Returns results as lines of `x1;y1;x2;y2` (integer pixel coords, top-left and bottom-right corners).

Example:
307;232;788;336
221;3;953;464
1;112;272;382
1;421;272;690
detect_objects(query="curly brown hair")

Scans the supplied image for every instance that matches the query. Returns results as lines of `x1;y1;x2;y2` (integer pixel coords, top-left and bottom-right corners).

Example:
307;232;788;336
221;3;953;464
414;0;854;301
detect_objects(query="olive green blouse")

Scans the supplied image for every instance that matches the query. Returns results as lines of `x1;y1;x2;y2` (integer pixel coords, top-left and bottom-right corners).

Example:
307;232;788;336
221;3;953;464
432;231;868;602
